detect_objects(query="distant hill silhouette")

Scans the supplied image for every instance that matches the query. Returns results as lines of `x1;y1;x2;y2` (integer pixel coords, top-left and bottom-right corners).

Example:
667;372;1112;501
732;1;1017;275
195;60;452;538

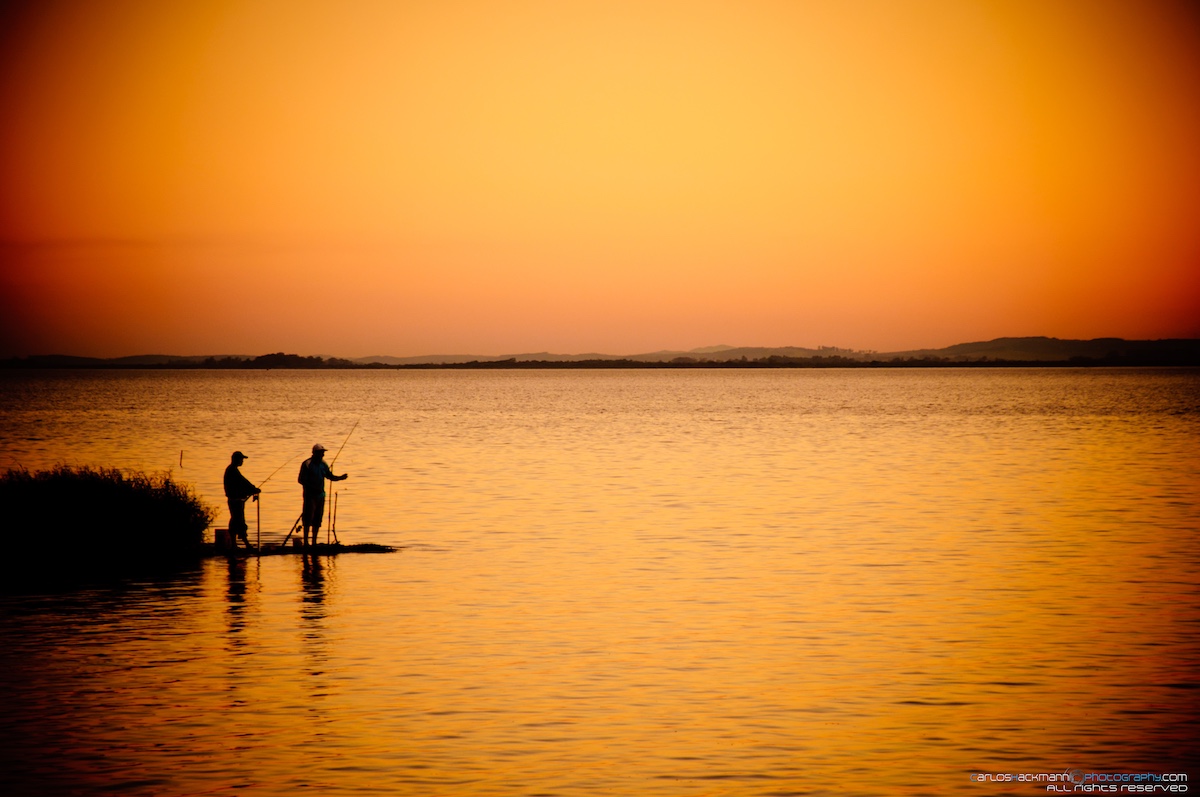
4;338;1197;368
350;338;1196;366
353;344;864;366
879;336;1197;363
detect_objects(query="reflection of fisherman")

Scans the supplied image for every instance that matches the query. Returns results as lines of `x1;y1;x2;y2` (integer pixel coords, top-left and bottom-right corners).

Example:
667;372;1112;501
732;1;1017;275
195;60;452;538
298;444;348;547
223;451;261;550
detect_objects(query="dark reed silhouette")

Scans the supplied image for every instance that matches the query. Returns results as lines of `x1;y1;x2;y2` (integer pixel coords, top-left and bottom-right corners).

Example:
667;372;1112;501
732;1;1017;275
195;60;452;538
2;465;215;589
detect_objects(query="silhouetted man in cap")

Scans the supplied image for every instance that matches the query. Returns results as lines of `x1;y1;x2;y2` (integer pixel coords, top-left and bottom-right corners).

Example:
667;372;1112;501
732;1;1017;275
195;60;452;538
223;451;260;550
298;443;348;547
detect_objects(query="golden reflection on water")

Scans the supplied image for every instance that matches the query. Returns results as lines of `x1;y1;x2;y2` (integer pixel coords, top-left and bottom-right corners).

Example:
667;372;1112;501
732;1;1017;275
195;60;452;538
0;369;1196;795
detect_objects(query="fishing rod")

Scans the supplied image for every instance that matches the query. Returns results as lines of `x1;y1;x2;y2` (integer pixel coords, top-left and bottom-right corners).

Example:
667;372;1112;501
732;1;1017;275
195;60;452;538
329;419;359;470
280;513;303;548
277;452;311;549
326;420;357;544
257;454;297;489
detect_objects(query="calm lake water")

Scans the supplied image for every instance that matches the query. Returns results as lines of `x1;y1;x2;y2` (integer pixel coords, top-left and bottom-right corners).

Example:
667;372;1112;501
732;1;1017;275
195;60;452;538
0;368;1197;796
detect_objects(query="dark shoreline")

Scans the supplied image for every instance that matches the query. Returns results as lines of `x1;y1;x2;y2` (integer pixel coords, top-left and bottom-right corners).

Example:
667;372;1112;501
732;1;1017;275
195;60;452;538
4;338;1198;370
208;542;397;557
376;356;1200;369
5;355;1199;370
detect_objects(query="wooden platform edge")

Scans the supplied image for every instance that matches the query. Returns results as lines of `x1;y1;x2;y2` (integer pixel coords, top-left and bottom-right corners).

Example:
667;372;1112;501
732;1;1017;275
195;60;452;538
204;542;399;557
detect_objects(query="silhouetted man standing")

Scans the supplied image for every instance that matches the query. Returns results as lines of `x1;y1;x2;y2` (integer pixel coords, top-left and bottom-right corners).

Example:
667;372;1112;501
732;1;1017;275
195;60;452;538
223;451;260;550
298;443;348;547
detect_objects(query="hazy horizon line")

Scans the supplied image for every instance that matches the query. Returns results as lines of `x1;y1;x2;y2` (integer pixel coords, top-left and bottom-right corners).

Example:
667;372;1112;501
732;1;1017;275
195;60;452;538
8;335;1200;363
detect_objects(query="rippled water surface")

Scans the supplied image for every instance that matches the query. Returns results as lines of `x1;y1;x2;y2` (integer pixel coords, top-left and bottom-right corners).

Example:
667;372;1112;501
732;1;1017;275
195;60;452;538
1;368;1197;795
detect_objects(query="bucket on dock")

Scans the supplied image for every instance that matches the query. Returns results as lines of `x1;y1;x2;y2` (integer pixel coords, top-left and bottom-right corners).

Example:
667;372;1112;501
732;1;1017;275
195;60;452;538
214;528;231;552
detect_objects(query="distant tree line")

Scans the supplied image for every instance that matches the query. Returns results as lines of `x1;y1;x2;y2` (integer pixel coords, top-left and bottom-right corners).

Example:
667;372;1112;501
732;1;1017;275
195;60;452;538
198;353;366;369
4;347;1198;370
398;352;1199;368
1;352;381;369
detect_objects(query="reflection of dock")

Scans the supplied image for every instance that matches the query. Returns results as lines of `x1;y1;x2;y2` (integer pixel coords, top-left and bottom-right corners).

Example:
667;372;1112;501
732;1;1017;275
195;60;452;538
205;540;397;558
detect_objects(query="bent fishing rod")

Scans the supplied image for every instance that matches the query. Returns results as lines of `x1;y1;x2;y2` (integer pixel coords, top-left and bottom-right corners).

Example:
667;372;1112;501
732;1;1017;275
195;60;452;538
326;419;358;543
329;419;359;470
257;453;298;489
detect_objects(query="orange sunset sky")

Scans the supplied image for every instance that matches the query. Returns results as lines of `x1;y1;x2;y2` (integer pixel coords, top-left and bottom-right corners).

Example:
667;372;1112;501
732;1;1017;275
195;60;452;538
1;0;1198;358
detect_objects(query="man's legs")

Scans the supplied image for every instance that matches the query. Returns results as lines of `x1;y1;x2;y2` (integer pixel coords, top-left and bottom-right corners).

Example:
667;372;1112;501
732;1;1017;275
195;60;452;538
302;494;324;547
229;500;248;548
